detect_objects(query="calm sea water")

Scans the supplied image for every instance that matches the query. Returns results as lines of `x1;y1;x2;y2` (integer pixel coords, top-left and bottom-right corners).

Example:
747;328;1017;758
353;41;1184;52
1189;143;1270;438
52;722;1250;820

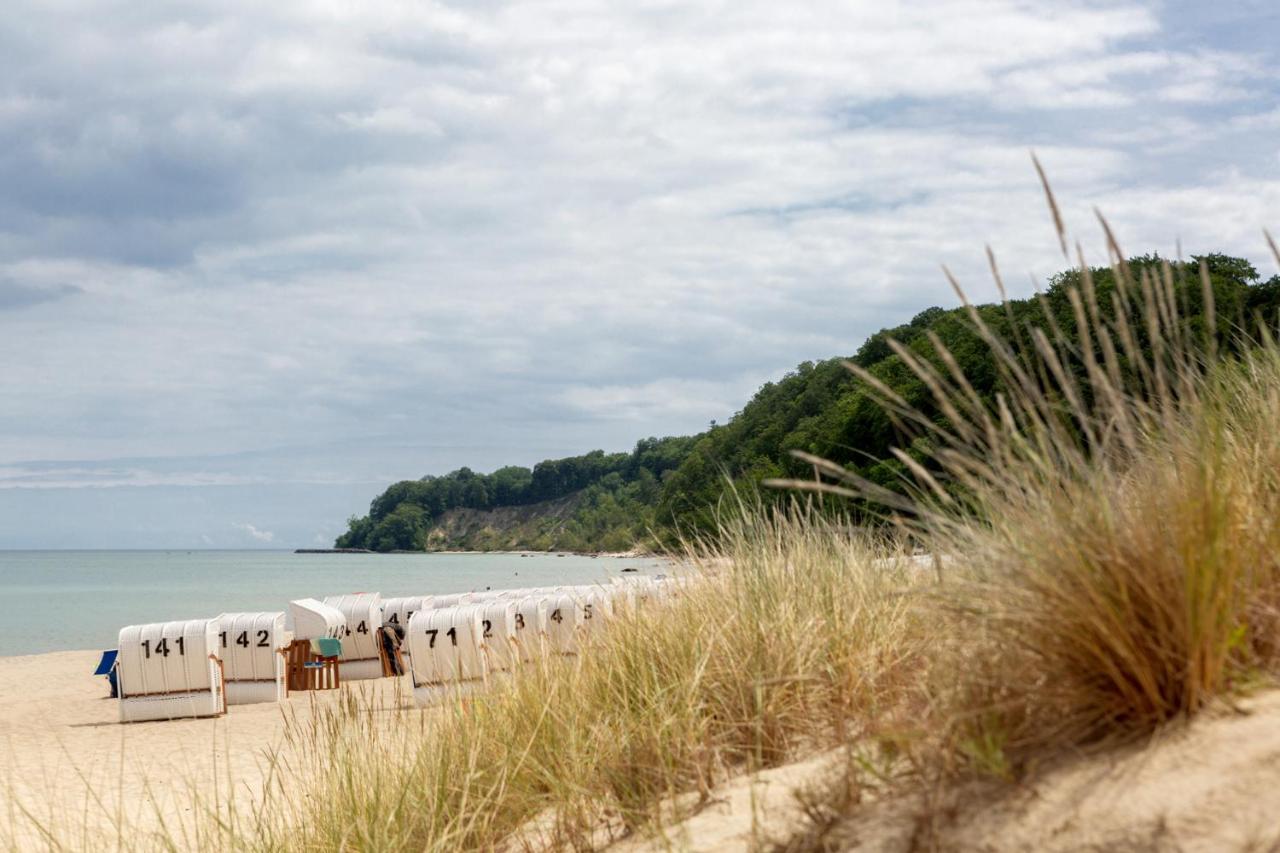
0;550;666;657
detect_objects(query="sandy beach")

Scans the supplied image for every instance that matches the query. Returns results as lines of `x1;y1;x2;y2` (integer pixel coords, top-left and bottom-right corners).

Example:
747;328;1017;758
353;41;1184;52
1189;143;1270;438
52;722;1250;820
9;648;1280;851
0;650;403;848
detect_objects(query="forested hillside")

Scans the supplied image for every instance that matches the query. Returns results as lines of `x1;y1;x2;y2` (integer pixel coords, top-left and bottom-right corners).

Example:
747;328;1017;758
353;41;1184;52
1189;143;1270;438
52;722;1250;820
337;254;1280;552
336;437;697;551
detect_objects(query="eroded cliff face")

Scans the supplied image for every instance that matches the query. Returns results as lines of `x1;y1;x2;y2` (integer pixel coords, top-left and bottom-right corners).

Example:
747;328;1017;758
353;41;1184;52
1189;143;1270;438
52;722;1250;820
420;492;587;551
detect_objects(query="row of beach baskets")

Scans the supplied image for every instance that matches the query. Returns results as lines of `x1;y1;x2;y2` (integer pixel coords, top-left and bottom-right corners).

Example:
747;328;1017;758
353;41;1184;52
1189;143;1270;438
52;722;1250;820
105;577;674;723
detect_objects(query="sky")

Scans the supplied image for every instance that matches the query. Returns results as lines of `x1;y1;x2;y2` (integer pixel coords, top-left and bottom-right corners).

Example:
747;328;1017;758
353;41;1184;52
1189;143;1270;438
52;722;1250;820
1;0;1278;548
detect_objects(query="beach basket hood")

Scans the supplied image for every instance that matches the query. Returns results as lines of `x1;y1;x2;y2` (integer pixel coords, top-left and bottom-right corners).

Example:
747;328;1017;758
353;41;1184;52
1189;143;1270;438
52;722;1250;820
406;605;487;704
322;592;385;680
215;611;286;705
287;598;345;641
116;619;224;723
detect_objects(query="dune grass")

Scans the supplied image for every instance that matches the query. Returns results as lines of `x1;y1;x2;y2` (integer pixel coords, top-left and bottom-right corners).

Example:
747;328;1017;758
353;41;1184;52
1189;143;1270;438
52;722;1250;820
917;347;1280;767
226;518;922;851
775;226;1280;770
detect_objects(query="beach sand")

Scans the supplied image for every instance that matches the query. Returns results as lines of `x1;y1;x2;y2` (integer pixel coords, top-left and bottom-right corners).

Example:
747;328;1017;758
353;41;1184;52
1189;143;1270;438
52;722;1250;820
10;649;1280;851
618;689;1280;852
0;650;403;849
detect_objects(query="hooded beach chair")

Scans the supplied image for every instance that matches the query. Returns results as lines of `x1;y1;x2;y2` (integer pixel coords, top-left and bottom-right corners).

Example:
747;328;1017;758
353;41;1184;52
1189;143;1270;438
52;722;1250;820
215;612;287;705
116;620;226;723
285;599;344;691
322;593;386;680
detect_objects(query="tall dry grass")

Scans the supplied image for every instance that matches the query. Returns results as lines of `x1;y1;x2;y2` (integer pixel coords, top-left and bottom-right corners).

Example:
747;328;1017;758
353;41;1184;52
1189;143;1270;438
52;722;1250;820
924;350;1280;764
777;213;1280;768
221;515;924;851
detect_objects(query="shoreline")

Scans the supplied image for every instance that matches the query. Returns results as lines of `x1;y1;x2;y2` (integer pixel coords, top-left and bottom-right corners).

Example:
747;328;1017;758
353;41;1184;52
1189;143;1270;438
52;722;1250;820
0;550;673;659
0;564;676;660
297;548;664;558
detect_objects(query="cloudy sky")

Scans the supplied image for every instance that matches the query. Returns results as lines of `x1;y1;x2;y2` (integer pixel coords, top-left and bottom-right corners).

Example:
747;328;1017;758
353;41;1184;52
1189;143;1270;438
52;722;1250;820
1;0;1277;548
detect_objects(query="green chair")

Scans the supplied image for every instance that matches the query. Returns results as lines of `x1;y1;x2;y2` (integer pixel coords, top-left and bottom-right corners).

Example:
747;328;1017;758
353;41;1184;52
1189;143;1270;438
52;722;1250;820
310;637;342;658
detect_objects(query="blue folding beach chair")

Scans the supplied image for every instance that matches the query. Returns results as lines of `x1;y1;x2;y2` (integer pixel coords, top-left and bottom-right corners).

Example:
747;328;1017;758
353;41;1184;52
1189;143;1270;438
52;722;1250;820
94;649;119;698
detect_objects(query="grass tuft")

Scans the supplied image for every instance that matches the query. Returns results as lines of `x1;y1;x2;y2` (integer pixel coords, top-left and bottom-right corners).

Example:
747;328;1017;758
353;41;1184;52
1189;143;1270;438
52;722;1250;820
776;216;1280;767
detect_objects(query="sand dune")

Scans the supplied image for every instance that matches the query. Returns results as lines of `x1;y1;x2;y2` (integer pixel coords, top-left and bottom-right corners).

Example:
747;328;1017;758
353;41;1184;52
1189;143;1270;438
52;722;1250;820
619;690;1280;852
923;690;1280;852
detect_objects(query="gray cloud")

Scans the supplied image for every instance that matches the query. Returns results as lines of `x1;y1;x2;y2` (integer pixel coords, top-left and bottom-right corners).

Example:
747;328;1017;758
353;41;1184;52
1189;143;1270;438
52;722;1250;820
0;0;1278;546
0;279;81;310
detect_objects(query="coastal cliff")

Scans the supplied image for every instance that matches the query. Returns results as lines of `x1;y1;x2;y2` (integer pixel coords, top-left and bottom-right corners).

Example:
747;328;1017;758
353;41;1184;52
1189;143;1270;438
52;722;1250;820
419;492;591;552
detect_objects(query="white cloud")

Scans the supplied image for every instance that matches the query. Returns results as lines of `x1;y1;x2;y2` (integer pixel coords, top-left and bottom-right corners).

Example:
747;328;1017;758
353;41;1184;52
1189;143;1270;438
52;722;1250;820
0;0;1278;545
233;522;275;543
558;376;765;422
0;463;262;489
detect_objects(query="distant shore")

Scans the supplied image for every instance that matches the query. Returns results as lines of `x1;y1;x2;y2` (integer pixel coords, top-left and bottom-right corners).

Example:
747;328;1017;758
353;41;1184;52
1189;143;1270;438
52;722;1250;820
293;547;374;554
295;548;658;559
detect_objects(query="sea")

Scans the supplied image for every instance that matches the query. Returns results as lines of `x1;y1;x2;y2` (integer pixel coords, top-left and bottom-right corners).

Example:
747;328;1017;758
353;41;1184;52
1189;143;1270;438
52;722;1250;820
0;550;667;657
